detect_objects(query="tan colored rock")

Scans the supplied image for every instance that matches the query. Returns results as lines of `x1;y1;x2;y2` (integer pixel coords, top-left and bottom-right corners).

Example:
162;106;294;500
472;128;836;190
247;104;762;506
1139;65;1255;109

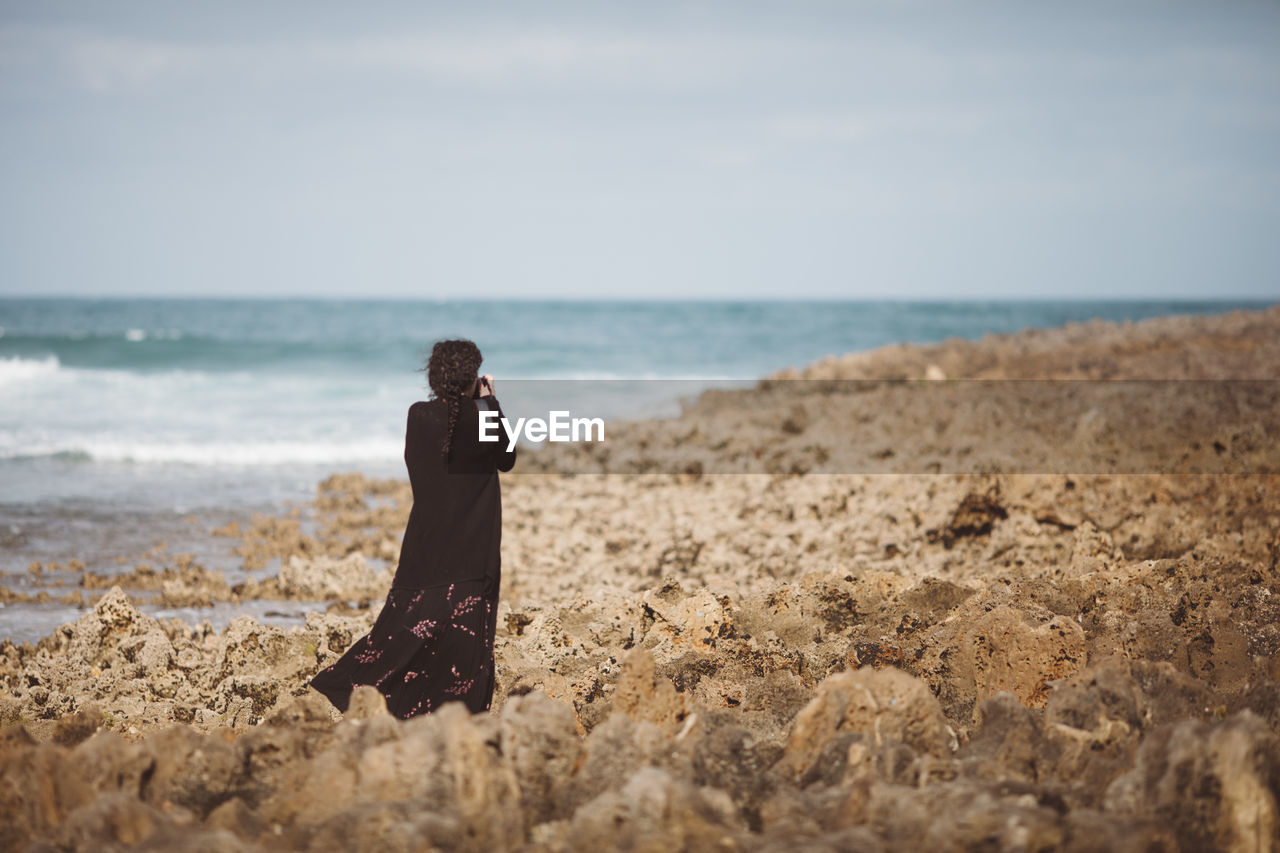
497;689;585;826
958;692;1049;784
208;616;319;691
139;724;244;817
436;703;525;848
204;796;266;842
90;586;144;638
278;552;390;600
47;791;172;851
50;703;104;746
966;605;1088;708
863;781;1070;852
641;582;734;654
781;667;955;784
0;740;93;849
120;628;175;679
567;766;743;852
560;710;675;815
346;685;389;720
1106;711;1280;852
609;647;694;732
212;675;284;727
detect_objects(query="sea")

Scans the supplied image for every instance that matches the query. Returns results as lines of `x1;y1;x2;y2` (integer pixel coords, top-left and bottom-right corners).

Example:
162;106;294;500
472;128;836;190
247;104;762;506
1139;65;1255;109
0;298;1270;642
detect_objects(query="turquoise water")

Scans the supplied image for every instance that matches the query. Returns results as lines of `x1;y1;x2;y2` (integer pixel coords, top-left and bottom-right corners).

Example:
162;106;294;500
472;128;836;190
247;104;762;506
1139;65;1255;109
1;297;1270;475
0;297;1271;640
6;297;1271;380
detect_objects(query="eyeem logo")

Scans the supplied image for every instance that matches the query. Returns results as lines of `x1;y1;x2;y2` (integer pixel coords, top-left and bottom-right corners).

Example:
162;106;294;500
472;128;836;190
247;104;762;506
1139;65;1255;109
479;410;604;452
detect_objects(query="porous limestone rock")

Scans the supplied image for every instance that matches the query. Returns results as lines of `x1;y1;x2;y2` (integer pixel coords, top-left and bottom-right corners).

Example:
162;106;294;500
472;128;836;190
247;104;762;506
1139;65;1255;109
780;666;955;784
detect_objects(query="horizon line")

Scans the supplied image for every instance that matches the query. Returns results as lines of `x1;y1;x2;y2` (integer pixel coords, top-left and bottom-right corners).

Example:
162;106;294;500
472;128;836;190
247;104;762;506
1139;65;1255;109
2;294;1276;305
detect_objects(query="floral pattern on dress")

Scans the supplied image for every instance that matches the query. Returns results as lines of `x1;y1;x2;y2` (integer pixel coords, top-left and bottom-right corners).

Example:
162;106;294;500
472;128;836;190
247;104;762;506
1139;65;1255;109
309;576;499;719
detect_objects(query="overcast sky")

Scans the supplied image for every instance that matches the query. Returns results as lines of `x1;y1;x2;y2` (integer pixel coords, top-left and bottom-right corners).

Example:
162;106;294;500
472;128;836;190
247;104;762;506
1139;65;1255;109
1;1;1278;299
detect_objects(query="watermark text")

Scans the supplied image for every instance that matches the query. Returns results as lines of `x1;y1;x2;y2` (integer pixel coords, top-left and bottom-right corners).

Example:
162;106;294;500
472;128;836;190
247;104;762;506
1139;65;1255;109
479;410;604;452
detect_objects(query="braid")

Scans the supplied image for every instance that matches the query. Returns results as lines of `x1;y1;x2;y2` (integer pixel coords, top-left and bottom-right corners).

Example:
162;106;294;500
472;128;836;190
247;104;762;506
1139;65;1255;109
423;339;484;460
443;395;462;459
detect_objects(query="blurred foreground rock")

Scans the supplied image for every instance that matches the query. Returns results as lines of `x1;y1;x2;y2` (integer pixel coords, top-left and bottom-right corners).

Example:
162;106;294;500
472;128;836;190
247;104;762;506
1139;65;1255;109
5;659;1274;851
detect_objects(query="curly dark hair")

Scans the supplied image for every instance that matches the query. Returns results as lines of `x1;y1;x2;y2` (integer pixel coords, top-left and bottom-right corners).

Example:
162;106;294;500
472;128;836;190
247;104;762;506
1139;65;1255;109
424;339;483;460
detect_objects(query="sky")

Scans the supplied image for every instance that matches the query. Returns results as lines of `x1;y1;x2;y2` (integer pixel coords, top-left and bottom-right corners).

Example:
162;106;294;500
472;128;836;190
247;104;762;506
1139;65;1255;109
1;1;1278;300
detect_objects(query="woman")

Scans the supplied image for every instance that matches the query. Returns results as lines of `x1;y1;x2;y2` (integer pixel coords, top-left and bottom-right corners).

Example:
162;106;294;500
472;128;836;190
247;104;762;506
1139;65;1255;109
310;339;516;717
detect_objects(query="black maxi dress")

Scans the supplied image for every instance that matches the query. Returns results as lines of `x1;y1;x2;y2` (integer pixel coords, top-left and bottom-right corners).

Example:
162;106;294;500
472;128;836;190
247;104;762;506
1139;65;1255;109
310;395;516;718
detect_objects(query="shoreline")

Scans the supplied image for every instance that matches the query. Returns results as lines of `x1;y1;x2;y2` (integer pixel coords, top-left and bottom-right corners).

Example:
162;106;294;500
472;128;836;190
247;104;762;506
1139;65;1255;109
2;303;1278;850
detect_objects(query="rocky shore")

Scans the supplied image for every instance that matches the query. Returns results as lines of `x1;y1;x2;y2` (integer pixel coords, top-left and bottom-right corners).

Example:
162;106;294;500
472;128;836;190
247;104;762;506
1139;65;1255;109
2;306;1279;851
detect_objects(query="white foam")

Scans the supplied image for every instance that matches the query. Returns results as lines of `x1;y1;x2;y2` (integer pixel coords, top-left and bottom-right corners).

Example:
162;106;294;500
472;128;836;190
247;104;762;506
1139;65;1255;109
64;438;404;466
0;357;416;470
0;356;61;386
117;328;183;342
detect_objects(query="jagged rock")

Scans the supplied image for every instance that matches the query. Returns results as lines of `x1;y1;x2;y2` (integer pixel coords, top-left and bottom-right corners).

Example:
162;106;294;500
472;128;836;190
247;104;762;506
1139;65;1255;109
278;553;390;600
305;609;376;664
346;685;390;720
559;709;685;815
1236;680;1280;735
795;731;922;792
140;724;245;817
965;605;1088;709
640;582;733;654
91;586;145;637
497;690;584;826
1105;711;1280;852
780;667;955;784
51;703;105;746
958;692;1051;784
1041;658;1221;808
608;647;694;731
302;800;463;853
264;689;341;728
211;675;283;727
566;766;743;851
0;695;23;726
930;489;1008;548
47;791;176;852
0;740;93;850
208;616;319;691
862;781;1067;851
204;796;267;843
139;632;176;678
1060;811;1178;853
691;718;784;829
73;731;157;799
249;702;524;850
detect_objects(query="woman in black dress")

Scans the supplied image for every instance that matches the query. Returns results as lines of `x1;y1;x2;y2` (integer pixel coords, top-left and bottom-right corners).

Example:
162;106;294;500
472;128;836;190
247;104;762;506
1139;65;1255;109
310;339;516;717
